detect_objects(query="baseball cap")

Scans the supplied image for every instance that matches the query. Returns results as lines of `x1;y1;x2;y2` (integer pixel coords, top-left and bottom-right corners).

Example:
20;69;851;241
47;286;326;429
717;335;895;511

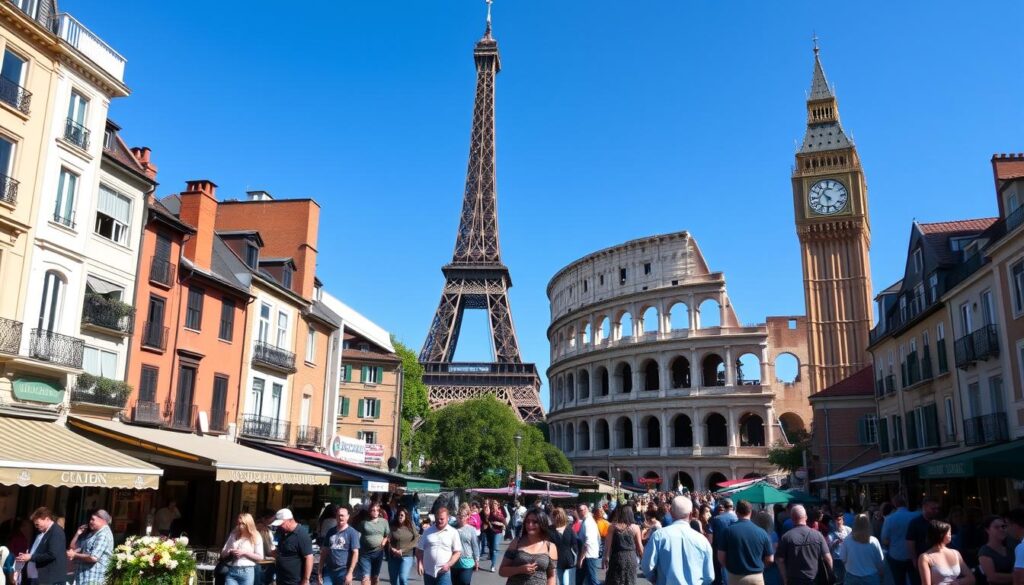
270;508;293;527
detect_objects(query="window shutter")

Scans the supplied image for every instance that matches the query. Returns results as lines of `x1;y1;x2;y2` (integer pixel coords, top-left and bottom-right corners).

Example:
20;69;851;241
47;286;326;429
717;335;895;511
341;397;350;417
360;366;368;383
857;417;868;445
374;400;381;419
924;404;939;447
376;366;384;383
879;419;890;453
357;399;365;418
343;365;352;382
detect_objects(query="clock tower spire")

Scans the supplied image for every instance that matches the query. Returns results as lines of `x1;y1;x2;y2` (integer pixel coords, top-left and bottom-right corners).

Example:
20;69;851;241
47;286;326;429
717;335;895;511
791;42;873;394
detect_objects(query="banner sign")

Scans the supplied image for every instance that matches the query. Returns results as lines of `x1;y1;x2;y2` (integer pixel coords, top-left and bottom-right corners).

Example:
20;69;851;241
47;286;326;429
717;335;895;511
329;434;366;465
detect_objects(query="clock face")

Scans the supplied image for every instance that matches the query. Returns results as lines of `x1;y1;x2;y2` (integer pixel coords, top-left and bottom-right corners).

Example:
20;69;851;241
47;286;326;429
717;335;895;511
808;179;849;216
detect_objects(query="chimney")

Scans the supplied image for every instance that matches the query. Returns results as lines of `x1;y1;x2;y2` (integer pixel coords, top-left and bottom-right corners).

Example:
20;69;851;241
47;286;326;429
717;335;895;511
131;147;159;181
177;180;218;271
246;190;273;201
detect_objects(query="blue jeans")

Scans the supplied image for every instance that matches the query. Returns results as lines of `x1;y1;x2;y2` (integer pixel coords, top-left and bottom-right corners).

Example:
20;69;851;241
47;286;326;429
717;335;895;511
323;567;353;585
485;531;501;567
576;559;600;585
558;567;576;585
424;572;453;585
225;566;255;585
356;548;385;580
845;573;881;585
452;566;474;585
387;555;414;585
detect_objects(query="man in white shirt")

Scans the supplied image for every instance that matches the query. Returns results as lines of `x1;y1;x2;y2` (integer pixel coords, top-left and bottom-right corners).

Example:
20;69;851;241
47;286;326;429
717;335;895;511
575;503;600;585
417;507;462;585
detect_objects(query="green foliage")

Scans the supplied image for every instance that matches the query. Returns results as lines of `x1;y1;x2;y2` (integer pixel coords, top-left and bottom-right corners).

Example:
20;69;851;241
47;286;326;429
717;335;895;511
419;396;572;488
767;430;810;473
392;338;428;422
74;373;133;407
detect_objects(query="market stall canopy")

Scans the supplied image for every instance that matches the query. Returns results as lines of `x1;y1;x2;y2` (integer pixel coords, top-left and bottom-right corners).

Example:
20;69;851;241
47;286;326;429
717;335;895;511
528;472;619;495
917;439;1024;480
0;418;161;489
250;444;442;492
468;487;577;498
727;483;793;505
783;489;824;504
70;417;329;486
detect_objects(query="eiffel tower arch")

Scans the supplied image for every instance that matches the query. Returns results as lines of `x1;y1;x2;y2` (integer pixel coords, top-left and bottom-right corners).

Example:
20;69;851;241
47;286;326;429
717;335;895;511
419;11;543;423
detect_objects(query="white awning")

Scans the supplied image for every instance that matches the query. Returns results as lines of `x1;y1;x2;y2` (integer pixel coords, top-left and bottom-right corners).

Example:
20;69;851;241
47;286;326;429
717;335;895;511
85;275;123;296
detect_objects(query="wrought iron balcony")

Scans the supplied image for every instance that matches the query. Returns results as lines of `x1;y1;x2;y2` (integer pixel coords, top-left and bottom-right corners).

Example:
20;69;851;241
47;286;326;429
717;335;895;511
70;374;130;408
884;375;895;394
240;414;290;442
63;117;90;150
165;401;196;431
0;75;31;115
209;409;231;433
252;341;296;373
295;425;321;447
29;328;84;369
81;294;135;335
149;256;175;287
140;321;168;351
0;173;19;206
964;412;1009;446
130;400;164;426
954;324;1000;369
52;211;75;229
0;317;22;355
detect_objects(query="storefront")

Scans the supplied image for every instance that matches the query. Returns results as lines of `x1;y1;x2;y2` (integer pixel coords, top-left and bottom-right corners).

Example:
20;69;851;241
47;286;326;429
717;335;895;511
69;416;330;546
0;417;163;539
916;438;1024;513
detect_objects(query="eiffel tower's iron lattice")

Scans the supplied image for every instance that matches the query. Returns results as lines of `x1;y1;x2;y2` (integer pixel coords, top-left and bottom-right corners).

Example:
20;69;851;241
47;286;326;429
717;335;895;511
419;20;543;423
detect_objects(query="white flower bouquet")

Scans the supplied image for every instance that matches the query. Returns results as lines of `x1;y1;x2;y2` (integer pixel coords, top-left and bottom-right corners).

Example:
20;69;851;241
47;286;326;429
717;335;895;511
107;535;197;585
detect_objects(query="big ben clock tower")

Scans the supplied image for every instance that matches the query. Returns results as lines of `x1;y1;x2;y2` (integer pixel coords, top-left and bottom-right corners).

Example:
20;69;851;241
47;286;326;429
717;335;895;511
792;42;873;393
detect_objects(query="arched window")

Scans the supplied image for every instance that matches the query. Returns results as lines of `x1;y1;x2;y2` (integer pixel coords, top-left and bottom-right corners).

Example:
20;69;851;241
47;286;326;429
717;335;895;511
669;302;689;330
641;415;661;449
776;353;801;384
705;413;728;447
614;416;634;449
670;356;691;388
672;414;693;447
739;413;766;447
596;366;609;396
578;369;591;400
641;359;659;391
566;373;575;402
641;306;658;334
578;421;591;451
698;298;721;328
595;419;610;450
706;472;728;490
38;270;66;332
614;362;633;393
618;312;633;340
702;354;725;387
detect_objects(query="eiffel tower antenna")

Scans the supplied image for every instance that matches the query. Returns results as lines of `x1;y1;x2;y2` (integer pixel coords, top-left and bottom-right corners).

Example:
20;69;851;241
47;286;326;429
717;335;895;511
419;9;543;422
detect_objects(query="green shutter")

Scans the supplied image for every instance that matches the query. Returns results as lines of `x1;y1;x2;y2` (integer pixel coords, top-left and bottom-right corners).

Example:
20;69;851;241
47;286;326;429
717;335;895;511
879;418;890;453
374;400;381;419
376;366;384;383
341;397;350;416
343;365;352;382
357;399;365;418
360;366;368;383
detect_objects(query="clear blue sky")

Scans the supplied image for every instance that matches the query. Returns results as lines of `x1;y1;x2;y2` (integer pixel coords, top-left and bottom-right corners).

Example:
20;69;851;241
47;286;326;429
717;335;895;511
67;1;1024;409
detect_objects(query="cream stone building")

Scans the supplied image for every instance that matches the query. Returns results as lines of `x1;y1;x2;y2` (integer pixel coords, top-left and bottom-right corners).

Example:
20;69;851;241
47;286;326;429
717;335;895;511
545;232;812;489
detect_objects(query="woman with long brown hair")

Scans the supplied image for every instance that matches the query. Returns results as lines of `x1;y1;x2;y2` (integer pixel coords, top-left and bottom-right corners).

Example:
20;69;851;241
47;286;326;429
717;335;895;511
602;505;643;585
220;513;264;585
387;507;419;585
498;507;557;585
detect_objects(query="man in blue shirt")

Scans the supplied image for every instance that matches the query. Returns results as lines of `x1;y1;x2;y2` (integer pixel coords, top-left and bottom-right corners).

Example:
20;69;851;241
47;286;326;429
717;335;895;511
880;495;916;585
717;500;773;585
642;495;714;585
710;498;738;585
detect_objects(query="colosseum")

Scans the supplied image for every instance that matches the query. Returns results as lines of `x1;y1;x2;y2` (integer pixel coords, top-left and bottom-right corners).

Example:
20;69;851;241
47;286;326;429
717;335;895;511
545;231;813;490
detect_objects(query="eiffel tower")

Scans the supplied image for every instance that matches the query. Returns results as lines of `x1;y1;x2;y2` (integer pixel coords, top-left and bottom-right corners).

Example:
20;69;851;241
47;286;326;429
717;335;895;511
419;4;543;423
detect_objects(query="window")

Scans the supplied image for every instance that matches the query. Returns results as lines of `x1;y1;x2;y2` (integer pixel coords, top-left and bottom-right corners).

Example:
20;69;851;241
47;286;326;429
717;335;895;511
944;396;956;439
94;186;131;245
928;273;939;303
53;167;78;227
619;268;627;285
103;129;114;151
185;287;204;330
1;49;27;105
152;233;172;284
276;311;288;348
83;346;117;378
899;296;907;321
912;248;923;274
357;431;377;444
305;325;315;363
361;366;383;384
599;274;605;286
950;237;973;252
967;382;981;417
258;303;271;343
211;375;229;430
1010;193;1021;215
893;415;904;451
245;242;259;269
858;415;878;445
67;90;87;125
37;271;63;332
878;417;890;453
583;280;588;292
249;378;264;416
65;90;89;149
218;298;235;341
358;397;380;419
342;364;353;382
271;383;283;419
988;375;1004;414
960;302;973;334
282;265;292;290
643;263;651;275
339;396;351;417
139;366;158;402
1012;262;1024;315
0;136;14;185
12;0;37;19
981;290;995;326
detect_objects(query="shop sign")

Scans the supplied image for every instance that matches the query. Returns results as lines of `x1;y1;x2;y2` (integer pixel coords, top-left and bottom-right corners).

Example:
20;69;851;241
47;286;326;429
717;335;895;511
12;377;65;404
329;434;366;464
364;480;390;493
365;443;385;464
919;461;972;479
216;469;329;485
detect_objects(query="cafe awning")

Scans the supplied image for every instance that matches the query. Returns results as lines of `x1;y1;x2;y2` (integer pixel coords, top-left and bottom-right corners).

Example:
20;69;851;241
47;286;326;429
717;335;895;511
0;418;162;489
918;439;1024;480
812;451;936;483
251;444;441;491
70;417;329;486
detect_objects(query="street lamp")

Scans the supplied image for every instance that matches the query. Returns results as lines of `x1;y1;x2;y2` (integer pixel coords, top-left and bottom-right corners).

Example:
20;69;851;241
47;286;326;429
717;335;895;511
513;432;523;501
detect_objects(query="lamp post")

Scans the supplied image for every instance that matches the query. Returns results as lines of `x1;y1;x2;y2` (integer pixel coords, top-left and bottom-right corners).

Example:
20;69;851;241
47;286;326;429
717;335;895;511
513;432;523;502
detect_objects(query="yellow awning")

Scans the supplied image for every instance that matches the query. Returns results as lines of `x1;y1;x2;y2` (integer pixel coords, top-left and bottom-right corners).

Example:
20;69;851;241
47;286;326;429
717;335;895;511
70;417;329;486
0;418;162;489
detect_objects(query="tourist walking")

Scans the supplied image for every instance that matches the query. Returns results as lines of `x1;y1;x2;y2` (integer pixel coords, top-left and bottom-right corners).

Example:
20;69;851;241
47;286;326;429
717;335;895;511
272;509;314;585
838;515;885;585
453;504;481;585
603;505;643;585
753;511;782;585
485;500;507;572
480;501;493;562
640;495;714;585
417;506;462;585
220;513;265;585
387;507;419;585
356;503;390;585
641;506;662;548
513;502;528;540
776;505;832;585
15;507;66;585
977;515;1014;585
828;514;853;584
717;500;773;585
917;521;972;585
67;509;115;585
498;507;557;585
548;508;578;585
575;503;601;585
907;499;942;585
882;496;916;585
321;506;360;585
711;498;739;585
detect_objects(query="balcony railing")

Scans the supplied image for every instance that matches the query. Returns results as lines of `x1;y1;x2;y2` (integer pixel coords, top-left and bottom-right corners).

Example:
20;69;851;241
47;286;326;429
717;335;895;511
0;75;31;115
81;294;135;334
0;316;22;355
63;117;90;150
884;375;895;394
954;324;1000;369
52;211;75;229
964;412;1009;446
29;328;84;369
209;409;231;433
70;374;131;408
140;321;168;351
240;414;290;442
165;401;196;431
130;400;164;425
252;341;296;372
56;13;126;83
295;425;321;446
149;256;175;287
0;173;19;206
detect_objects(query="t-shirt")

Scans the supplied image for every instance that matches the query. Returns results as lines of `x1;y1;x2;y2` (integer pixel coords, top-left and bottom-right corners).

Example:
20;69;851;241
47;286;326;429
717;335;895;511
906;514;930;560
417;524;462;578
322;525;360;573
359;518;390;551
721;519;773;576
710;511;738;542
777;525;829;585
275;525;314;585
1014;540;1024;570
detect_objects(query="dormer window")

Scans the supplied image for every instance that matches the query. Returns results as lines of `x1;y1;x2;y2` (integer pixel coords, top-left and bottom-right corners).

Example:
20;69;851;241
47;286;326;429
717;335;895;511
949;237;972;253
245;241;259;268
313;282;322;301
912;248;923;274
358;342;369;352
282;264;293;290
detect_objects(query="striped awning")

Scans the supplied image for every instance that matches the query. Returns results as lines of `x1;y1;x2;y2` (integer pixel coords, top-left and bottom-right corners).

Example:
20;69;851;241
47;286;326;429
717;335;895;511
0;418;162;489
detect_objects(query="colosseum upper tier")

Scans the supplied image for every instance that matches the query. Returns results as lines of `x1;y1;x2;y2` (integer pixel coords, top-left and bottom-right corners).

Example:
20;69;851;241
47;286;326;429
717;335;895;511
545;231;813;490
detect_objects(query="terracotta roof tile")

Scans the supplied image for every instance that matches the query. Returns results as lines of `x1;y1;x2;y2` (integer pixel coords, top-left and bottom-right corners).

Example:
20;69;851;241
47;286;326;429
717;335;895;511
810;366;875;399
919;218;998;234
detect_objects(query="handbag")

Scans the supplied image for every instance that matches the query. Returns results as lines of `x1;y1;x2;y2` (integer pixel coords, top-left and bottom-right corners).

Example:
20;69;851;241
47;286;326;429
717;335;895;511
815;550;836;585
214;557;231;577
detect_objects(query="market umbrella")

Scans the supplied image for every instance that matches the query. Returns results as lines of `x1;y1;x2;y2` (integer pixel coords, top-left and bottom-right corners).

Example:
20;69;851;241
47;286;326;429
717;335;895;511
727;483;794;505
783;489;824;504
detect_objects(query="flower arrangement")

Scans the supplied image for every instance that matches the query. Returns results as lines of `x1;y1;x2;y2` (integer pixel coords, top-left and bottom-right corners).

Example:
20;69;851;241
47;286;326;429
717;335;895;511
107;535;197;585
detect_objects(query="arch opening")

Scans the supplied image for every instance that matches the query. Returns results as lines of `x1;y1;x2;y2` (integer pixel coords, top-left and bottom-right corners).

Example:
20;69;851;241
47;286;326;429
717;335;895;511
737;352;761;385
776;353;800;384
705;412;728;447
578;420;591;451
595;419;610;450
670;355;691;388
698;298;721;328
578;369;590;400
596;366;609;396
614;416;634;450
669;301;690;330
614;362;633;393
706;471;728;490
641;306;659;334
739;412;766;447
702;353;725;387
672;414;693;447
641;415;661;449
641;359;659;391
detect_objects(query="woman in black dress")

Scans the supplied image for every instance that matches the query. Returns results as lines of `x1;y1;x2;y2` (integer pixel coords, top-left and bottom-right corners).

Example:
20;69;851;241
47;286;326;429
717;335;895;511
602;505;644;585
498;507;557;585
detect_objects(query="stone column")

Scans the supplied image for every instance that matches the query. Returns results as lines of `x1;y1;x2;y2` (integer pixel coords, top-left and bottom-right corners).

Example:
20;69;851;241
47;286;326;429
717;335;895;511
631;361;641;397
659;411;670;456
658;355;668;398
689;294;699;329
630;412;640;453
760;346;770;385
692;408;703;455
765;407;776;446
725;346;735;386
589;416;596;452
719;291;728;326
631;303;641;338
728;409;738;454
691;349;700;390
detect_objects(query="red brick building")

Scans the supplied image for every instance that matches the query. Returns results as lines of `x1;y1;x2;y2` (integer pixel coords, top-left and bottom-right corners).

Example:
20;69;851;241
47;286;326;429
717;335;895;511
808;366;880;500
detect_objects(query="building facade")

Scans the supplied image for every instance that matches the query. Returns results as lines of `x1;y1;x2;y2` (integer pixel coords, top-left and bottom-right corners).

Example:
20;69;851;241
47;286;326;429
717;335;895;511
808;367;880;486
545;231;813;489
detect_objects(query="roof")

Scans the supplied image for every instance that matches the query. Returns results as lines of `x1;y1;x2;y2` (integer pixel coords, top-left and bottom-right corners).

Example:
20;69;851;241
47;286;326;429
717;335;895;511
308;300;343;329
217;230;265;247
159;195;253;294
322;292;395;353
101;124;151;180
799;51;852;154
809;366;875;399
918;218;997;265
879;279;903;296
809;53;834;101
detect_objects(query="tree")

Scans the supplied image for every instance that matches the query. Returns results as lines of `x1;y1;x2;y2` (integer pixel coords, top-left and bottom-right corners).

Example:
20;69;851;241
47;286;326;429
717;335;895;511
767;430;810;473
392;338;429;471
419;396;571;488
